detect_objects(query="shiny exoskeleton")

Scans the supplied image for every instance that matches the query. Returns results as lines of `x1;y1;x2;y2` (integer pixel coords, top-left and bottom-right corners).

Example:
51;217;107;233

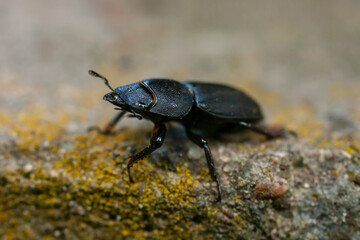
89;70;289;201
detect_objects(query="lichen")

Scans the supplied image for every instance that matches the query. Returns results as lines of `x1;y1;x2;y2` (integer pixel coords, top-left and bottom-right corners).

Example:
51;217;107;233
0;101;359;239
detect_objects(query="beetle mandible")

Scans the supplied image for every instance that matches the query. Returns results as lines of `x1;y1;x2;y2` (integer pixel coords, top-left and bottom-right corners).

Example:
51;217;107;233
89;70;291;201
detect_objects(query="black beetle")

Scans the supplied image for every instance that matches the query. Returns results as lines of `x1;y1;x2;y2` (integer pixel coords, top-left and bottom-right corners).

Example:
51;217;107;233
89;70;292;201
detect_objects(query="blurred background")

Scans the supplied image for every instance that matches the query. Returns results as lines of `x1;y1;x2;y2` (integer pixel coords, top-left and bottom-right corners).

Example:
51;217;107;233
0;0;359;127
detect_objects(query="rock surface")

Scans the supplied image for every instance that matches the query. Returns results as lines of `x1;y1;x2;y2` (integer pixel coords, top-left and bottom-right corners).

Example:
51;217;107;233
0;1;360;239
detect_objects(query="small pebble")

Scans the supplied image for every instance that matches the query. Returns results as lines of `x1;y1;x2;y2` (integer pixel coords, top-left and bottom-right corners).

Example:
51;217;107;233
42;141;50;148
254;177;289;199
319;148;333;162
273;152;287;158
24;163;33;173
223;165;232;173
272;158;280;164
152;186;162;198
50;170;60;178
279;163;288;171
218;146;232;162
54;230;61;237
341;150;352;159
187;146;202;159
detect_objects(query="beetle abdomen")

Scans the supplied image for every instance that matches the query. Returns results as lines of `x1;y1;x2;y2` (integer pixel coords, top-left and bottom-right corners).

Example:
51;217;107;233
186;82;263;121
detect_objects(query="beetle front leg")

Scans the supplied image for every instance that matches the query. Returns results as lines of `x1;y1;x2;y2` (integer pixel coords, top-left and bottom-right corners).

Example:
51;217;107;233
186;129;222;202
127;124;167;183
88;111;126;135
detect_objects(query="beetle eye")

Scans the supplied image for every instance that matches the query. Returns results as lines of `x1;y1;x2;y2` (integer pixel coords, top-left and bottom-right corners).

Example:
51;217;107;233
107;94;119;102
127;88;132;93
110;94;118;101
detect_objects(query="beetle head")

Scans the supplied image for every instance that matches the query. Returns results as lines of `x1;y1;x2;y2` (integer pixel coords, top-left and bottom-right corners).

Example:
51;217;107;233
89;70;154;113
104;84;154;112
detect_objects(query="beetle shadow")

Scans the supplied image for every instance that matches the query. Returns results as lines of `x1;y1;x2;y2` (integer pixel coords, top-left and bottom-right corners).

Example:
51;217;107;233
147;124;190;172
147;124;268;174
119;123;289;178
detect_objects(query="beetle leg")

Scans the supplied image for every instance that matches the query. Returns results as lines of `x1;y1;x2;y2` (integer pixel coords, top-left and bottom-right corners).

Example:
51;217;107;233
88;111;126;135
127;124;167;183
238;122;297;140
185;129;222;202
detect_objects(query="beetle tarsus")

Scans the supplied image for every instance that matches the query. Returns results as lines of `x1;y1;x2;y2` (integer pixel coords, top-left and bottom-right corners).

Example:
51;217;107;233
89;111;126;135
263;127;297;140
87;126;113;135
127;163;135;183
186;129;222;202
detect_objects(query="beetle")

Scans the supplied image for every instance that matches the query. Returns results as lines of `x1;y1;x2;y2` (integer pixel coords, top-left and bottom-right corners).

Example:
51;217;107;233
89;70;292;201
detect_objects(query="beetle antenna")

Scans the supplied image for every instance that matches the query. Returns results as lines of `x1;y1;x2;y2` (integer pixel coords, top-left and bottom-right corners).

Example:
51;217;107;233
88;70;115;91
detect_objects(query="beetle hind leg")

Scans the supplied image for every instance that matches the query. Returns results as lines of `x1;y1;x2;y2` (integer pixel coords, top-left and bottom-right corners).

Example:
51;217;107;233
127;124;167;183
185;129;222;202
239;122;297;140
